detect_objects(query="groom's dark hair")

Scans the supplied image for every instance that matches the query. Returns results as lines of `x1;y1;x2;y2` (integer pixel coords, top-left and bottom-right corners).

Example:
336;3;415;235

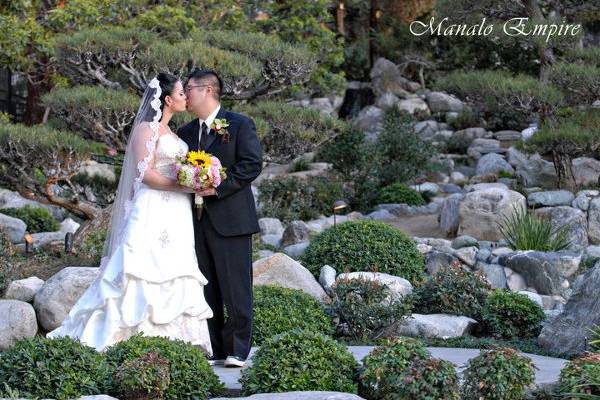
187;68;223;101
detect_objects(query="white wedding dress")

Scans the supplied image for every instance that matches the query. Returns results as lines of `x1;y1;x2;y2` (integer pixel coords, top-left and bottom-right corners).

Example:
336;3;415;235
47;134;213;354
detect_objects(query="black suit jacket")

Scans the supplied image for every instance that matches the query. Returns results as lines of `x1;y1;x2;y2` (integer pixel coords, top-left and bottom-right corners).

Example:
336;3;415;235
176;107;263;237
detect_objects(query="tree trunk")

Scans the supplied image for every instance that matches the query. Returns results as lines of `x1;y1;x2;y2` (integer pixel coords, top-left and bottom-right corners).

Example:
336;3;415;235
369;0;381;68
336;1;345;36
525;0;556;82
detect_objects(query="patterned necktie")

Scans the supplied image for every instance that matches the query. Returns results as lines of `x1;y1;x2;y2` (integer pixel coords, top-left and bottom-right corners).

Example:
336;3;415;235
199;122;209;150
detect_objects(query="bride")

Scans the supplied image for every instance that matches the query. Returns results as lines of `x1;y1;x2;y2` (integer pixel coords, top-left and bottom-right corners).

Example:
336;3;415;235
47;73;213;355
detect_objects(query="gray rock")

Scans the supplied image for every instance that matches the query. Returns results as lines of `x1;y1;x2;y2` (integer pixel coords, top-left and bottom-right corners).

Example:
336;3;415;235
454;246;478;266
4;276;44;303
426;91;465;113
453;127;490;144
375;92;400;108
0;300;38;350
396;98;430;115
475;153;514;176
0;188;66;221
467;138;504;160
33;267;99;331
573;157;600;187
425;251;457;275
258;250;275;259
370;57;420;96
583;245;600;269
535;206;588;250
518;290;543;308
397;313;478;339
466;182;509;192
27;231;66;250
451;235;479;249
259;218;284;236
506;270;528;292
513;153;557;189
78;160;116;183
212;392;365;400
366;209;396;221
319;265;337;295
528;190;575;208
587;197;600;245
476;248;492;262
261;234;282;248
451;171;468;185
336;272;413;298
0;212;26;243
414;120;440;139
410;182;439;195
439;183;463;194
377;202;440;217
477;263;508;289
253;253;329;303
282;242;310;259
354;105;383;138
494;130;522;141
281;220;310;247
539;265;600;355
500;251;582;295
59;218;80;234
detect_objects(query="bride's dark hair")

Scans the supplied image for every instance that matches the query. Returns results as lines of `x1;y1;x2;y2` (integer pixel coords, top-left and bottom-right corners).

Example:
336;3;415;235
157;72;178;113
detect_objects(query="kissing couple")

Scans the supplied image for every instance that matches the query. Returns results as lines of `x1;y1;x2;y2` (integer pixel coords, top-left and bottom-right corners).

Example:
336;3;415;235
48;68;263;368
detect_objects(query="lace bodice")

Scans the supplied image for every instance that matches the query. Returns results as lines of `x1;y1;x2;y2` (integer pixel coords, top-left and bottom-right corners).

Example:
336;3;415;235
154;134;188;179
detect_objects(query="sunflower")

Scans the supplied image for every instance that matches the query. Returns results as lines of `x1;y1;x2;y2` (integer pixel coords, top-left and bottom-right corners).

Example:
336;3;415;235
186;150;212;168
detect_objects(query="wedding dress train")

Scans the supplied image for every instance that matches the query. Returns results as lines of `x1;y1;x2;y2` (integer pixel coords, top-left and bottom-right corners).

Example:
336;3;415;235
47;134;213;354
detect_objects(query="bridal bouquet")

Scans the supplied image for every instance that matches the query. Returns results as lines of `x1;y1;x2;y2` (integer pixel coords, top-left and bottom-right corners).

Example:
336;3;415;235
174;150;227;208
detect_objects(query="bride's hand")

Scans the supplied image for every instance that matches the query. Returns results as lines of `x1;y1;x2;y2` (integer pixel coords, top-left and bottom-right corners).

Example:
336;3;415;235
176;184;196;194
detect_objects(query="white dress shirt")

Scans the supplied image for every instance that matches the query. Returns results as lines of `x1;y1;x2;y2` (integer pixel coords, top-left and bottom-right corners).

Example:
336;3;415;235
198;105;221;146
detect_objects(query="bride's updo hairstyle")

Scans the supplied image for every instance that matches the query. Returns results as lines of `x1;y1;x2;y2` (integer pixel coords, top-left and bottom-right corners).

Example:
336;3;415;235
156;72;178;113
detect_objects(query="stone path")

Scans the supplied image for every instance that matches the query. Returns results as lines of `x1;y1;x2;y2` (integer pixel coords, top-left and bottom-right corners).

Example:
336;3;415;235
214;346;567;395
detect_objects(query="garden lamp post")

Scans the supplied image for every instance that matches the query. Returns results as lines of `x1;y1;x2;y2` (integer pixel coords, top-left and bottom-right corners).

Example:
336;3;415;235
332;200;348;227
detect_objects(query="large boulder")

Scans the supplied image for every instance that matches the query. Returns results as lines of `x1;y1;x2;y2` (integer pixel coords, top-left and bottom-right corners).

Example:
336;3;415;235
0;300;38;350
33;267;99;332
336;272;413;298
426;91;465;113
475;153;514;176
4;276;45;303
438;193;465;237
281;220;310;247
458;188;526;241
370;57;420;96
396;98;430;116
538;265;600;355
534;206;588;250
396;313;478;339
573;157;600;187
528;191;575;208
587;197;600;245
467;139;504;160
507;148;557;189
253;253;329;302
0;212;26;243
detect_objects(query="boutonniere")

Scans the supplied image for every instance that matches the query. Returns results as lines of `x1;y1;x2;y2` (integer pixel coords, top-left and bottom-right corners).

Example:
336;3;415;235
211;118;230;144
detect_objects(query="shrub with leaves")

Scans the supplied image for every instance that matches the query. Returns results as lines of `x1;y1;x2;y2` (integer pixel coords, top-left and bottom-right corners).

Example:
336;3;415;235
0;336;110;400
498;207;572;251
359;337;459;400
559;352;600;399
482;289;546;339
461;347;535;400
253;285;334;346
330;277;412;341
412;261;491;320
104;334;224;399
590;325;600;352
377;183;426;206
0;205;59;233
240;329;358;395
112;351;171;400
302;220;426;285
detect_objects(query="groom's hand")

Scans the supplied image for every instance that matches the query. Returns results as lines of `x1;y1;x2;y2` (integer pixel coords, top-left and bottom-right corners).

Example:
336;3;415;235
196;188;217;196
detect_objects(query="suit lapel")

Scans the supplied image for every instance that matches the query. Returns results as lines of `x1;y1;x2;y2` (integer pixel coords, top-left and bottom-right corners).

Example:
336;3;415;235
205;107;228;152
184;119;200;151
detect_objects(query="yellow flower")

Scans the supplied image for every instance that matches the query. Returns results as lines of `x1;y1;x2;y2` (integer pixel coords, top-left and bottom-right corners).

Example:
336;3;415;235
186;150;212;168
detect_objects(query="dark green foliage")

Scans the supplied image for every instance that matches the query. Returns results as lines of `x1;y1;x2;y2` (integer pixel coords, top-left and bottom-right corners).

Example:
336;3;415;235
482;289;546;339
81;227;107;266
104;334;224;399
548;62;600;106
412;262;491;320
316;126;368;177
377;183;426;206
449;107;483;131
559;353;600;398
0;205;59;233
240;329;358;395
591;325;600;352
376;108;435;186
257;175;349;223
359;337;459;400
302;221;426;285
0;336;110;400
252;285;334;346
0;229;18;297
498;207;572;251
112;351;171;400
461;347;536;400
331;277;413;341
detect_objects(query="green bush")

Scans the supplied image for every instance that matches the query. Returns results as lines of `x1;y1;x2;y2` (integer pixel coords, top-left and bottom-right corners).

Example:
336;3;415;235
412;262;491;320
559;352;600;398
0;336;110;399
498;207;572;251
81;227;107;265
449;107;483;130
482;289;545;339
461;347;535;400
331;277;412;341
0;205;59;233
548;62;600;106
257;175;348;223
112;351;171;400
316;126;368;176
377;183;426;206
302;220;426;285
359;337;459;400
591;325;600;352
240;329;358;395
253;285;334;346
104;334;224;399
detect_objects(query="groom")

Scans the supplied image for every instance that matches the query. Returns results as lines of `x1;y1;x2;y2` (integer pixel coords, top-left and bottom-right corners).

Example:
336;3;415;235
177;68;263;367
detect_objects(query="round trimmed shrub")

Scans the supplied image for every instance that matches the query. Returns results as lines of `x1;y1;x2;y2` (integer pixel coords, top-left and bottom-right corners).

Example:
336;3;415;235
113;351;171;400
253;285;334;345
558;352;600;398
359;337;459;400
240;329;358;395
0;336;110;399
104;334;224;399
412;261;491;320
0;205;59;233
461;347;535;400
377;183;426;206
302;220;426;285
482;289;545;339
